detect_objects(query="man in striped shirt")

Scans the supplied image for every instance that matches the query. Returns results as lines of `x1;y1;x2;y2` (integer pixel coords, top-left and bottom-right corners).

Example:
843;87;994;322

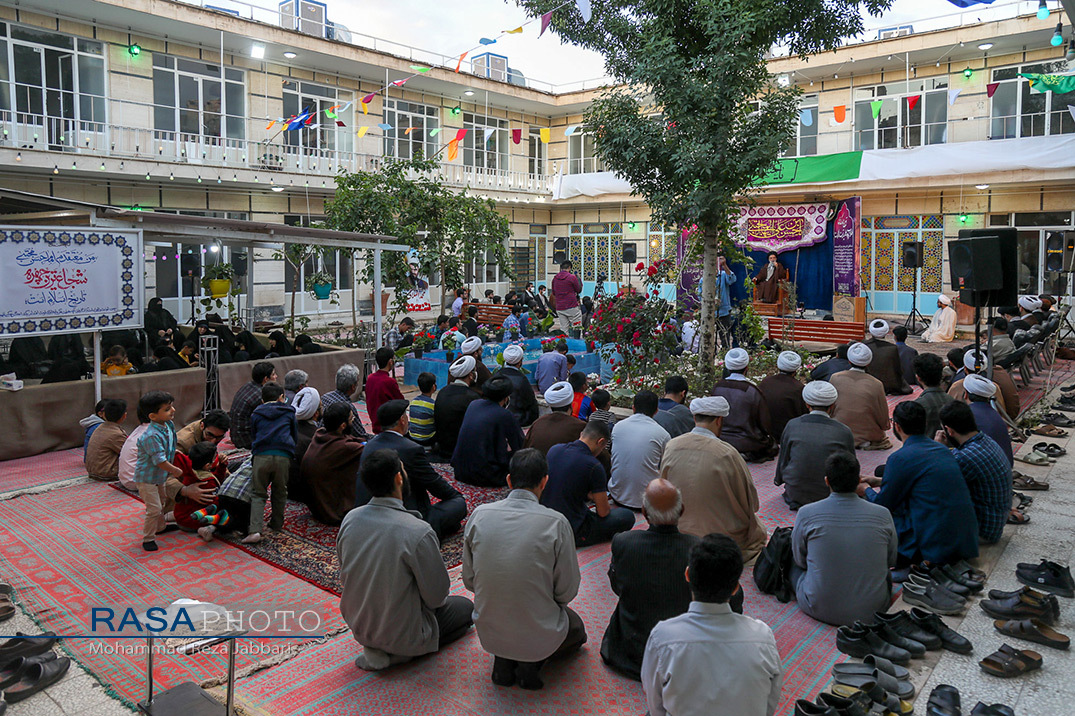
408;372;437;446
939;401;1011;545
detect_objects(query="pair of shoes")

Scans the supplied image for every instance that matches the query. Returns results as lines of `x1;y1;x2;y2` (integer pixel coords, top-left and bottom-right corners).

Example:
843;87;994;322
979;643;1042;677
993;617;1070;650
830;681;912;715
903;574;967;615
794;699;837;715
873;611;943;650
1008;509;1030;525
981;588;1060;624
0;633;58;664
490;657;543;690
1017;559;1075;598
1041;412;1075;427
1013;491;1034;509
911;563;982;596
926;684;960;716
836;624;911;664
0;653;57;690
490;656;517;687
832;659;915;699
1032;441;1066;458
1;656;70;703
908;608;974;653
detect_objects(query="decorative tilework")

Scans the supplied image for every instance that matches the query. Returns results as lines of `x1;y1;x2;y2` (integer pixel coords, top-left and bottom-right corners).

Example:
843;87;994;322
861;230;873;289
569;236;582;268
875;216;920;230
862;217;873;230
875;232;894;291
612;236;624;266
897;232;918;291
922;215;943;230
923;231;943;292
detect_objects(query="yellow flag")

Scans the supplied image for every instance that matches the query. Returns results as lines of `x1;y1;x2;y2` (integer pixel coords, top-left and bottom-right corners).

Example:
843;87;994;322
357;126;369;138
505;27;523;34
447;139;459;161
539;128;550;143
361;101;369;115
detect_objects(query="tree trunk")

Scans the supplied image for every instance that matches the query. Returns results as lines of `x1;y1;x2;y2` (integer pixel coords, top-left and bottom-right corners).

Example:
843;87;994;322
698;226;720;368
290;272;299;333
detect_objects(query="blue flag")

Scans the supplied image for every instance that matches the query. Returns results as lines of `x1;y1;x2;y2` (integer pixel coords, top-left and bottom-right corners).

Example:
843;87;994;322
944;0;995;7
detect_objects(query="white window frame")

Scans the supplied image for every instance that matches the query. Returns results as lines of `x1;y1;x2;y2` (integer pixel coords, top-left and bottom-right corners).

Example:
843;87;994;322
152;55;245;141
462;112;508;170
382;98;437;160
528;126;546;175
785;94;818;157
989;61;1075;140
567;132;606;174
853;79;948;151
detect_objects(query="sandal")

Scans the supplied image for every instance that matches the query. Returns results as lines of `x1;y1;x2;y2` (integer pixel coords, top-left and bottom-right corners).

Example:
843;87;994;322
832;654;910;681
1013;473;1050;491
0;583;13;623
1042;413;1075;427
927;684;961;714
1033;442;1066;458
994;618;1070;650
830;682;912;715
979;644;1043;677
1008;509;1030;525
1032;425;1068;437
1015;451;1050;466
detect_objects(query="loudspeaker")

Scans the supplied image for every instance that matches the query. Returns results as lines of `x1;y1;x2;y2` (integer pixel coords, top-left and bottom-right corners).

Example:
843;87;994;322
901;241;923;269
1064;232;1075;273
180;251;201;277
953;228;1018;307
552;237;567;265
1049;231;1075;273
231;251;248;277
622;242;637;263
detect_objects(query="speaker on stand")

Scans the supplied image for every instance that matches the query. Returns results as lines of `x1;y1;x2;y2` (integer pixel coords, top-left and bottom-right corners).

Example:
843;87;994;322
552;237;567;265
950;229;1018;366
901;241;926;332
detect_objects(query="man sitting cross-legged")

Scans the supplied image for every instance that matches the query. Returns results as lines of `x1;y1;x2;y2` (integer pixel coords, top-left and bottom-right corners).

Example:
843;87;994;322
642;534;783;716
463;448;586;690
775;380;855;510
830;342;891;450
339;448;474;672
791;451;898;626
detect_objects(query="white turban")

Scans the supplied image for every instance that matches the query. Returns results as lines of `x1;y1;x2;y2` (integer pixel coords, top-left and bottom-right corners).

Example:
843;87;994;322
293;387;320;421
460;336;482;355
963;351;982;372
449;355;476;378
937;294;952;306
802;380;838;407
869;319;889;339
502;345;524;365
689;396;730;417
963;373;997;398
544;381;574;408
724;347;750;371
777;351;802;372
847;342;873;367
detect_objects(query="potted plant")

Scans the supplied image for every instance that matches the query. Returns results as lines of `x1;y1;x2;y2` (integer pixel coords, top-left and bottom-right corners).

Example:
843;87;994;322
305;270;338;304
202;262;235;299
412;330;436;359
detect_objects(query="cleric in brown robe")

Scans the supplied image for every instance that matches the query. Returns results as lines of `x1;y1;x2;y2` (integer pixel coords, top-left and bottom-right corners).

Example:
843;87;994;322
710;348;777;462
301;404;364;525
753;251;788;303
756;351;808;441
525;381;612;475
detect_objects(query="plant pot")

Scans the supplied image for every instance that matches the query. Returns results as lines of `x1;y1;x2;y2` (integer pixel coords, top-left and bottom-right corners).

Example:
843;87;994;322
413;348;424;359
446;351;455;362
312;282;334;300
208;279;231;298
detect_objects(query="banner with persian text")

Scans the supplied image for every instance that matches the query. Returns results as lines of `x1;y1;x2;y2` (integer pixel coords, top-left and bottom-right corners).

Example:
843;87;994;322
0;226;144;336
736;203;828;253
832;197;861;297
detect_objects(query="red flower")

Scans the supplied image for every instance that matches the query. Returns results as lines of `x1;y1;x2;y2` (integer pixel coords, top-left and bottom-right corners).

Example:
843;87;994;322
617;325;624;333
647;267;657;276
635;262;645;271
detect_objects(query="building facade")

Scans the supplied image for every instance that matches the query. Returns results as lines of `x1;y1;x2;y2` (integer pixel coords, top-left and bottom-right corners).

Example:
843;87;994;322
0;0;1072;326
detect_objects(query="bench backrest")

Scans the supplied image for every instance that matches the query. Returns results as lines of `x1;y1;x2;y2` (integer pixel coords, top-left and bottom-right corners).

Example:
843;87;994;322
461;302;512;327
767;317;866;344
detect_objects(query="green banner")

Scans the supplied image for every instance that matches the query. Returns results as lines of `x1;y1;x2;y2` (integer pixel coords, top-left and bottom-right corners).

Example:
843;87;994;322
1019;73;1075;95
760;151;863;186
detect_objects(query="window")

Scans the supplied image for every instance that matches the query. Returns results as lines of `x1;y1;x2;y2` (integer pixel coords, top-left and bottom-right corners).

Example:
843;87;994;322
282;215;354;294
153;55;245;140
281;80;353;155
464;249;502;285
463;112;508;170
382;99;438;160
990;62;1075;139
785;94;818;157
528;126;546;175
854;79;948;150
568;132;606;174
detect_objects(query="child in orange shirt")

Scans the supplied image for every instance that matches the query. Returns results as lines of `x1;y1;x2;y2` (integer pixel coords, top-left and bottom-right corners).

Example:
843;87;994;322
101;345;133;376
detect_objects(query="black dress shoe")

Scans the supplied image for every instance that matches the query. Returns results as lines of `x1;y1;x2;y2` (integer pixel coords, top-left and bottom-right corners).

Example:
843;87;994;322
874;611;943;650
836;625;912;664
1016;559;1075;598
515;661;544;690
903;579;966;615
490;656;517;687
0;652;57;690
3;656;70;703
818;691;870;716
980;593;1056;624
795;699;837;715
0;633;58;663
860;621;926;657
939;564;985;593
909;572;971;599
909;608;973;654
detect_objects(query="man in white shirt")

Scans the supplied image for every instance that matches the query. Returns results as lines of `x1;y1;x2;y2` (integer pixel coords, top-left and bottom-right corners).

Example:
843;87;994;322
681;314;700;353
462;448;585;690
609;390;671;509
920;294;957;343
642;533;783;716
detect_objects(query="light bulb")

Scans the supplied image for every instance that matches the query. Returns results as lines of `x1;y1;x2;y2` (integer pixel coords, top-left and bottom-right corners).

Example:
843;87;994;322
145;173;150;180
1052;23;1064;47
169;172;174;180
1038;0;1050;20
1067;39;1075;62
52;165;58;174
15;152;20;161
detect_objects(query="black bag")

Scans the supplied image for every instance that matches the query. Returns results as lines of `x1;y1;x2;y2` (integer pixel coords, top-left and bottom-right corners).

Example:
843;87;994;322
752;526;795;603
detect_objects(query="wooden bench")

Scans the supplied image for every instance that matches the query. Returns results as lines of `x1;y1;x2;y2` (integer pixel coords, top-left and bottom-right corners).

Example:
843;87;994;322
766;317;866;347
461;302;512;328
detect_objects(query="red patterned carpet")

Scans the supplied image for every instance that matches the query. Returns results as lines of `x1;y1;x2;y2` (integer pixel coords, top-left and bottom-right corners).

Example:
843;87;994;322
0;447;86;494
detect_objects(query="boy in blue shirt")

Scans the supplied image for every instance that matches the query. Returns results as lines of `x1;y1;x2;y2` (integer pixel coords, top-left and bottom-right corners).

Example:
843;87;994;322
244;382;297;544
133;391;182;552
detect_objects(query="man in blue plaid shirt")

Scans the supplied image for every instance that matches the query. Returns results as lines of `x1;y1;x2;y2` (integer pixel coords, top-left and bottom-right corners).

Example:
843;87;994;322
939;401;1012;545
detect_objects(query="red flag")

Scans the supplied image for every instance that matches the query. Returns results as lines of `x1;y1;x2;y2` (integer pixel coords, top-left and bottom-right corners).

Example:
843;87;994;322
512;128;522;144
986;82;1000;98
455;128;468;141
833;105;846;123
540;11;552;37
455;52;468;72
906;95;921;111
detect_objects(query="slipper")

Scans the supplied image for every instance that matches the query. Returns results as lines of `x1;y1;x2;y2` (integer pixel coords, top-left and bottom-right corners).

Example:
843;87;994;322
1008;509;1030;525
1033;442;1066;458
927;684;961;713
994;618;1070;650
1015;451;1050;466
830;682;912;715
832;655;909;681
1032;425;1068;437
1013;474;1050;490
1012;489;1034;505
979;645;1043;677
832;669;915;699
970;703;1015;716
1042;413;1075;427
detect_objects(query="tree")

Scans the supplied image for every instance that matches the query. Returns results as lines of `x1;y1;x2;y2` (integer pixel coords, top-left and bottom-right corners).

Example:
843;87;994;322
324;156;512;321
517;0;891;369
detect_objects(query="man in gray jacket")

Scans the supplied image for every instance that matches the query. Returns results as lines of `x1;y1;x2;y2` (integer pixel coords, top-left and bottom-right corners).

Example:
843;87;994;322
338;449;473;671
774;381;855;510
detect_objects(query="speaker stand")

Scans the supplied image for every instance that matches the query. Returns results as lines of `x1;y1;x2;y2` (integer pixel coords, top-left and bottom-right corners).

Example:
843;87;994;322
904;269;928;334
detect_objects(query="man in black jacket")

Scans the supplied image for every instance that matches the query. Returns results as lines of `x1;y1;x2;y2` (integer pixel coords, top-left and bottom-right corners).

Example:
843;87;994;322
491;344;538;427
864;319;912;395
433;356;482;460
356;400;467;539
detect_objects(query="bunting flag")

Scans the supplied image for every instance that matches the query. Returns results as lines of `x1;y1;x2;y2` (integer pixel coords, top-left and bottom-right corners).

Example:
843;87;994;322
799;109;813;127
266;120;276;130
576;0;592;23
505;27;523;34
1020;73;1075;94
455;52;468;72
479;38;496;45
1069;105;1075;123
390;78;408;87
335;120;345;127
565;125;579;135
361;101;369;115
483;127;495;144
540;12;552;37
539;128;551;143
455;128;469;141
447;139;460;161
357;126;369;138
430;128;442;137
287;110;312;130
948;88;962;105
512;128;523;144
986;82;1000;98
378;123;393;131
339;101;353;112
870;100;883;119
833;105;846;123
325;106;339;119
362;92;377;104
410;65;430;73
906;95;921;111
305;113;314;125
405;127;417;135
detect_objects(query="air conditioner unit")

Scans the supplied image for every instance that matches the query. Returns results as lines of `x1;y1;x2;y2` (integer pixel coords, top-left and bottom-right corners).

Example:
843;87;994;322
280;0;329;39
472;52;508;82
877;25;914;40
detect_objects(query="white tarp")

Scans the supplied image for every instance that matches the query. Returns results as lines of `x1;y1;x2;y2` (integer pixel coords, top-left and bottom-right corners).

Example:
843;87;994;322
552;171;634;200
857;134;1075;182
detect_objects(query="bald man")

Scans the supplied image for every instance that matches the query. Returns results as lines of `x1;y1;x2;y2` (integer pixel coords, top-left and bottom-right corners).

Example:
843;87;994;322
602;479;740;680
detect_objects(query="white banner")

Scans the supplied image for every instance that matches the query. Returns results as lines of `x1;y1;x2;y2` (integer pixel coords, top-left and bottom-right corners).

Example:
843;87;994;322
0;226;144;336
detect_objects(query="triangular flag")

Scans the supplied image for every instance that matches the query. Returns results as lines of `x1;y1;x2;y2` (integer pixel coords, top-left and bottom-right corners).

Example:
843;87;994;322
361;101;369;115
575;0;592;23
455;52;468;72
539;128;550;143
799;109;813;127
378;123;392;131
455;128;469;141
479;38;496;45
565;125;579;136
483;127;495;144
512;128;522;144
906;95;921;111
306;123;319;130
335;120;345;127
833;105;846;123
870;99;883;119
410;65;430;73
948;88;962;105
325;106;339;119
287;110;312;130
305;114;314;125
391;78;408;87
266;120;276;130
540;11;552;37
362;93;377;104
505;27;523;34
357;126;369;138
430;128;441;137
986;82;1000;98
447;139;459;161
339;101;353;112
405;127;417;135
1069;105;1075;123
